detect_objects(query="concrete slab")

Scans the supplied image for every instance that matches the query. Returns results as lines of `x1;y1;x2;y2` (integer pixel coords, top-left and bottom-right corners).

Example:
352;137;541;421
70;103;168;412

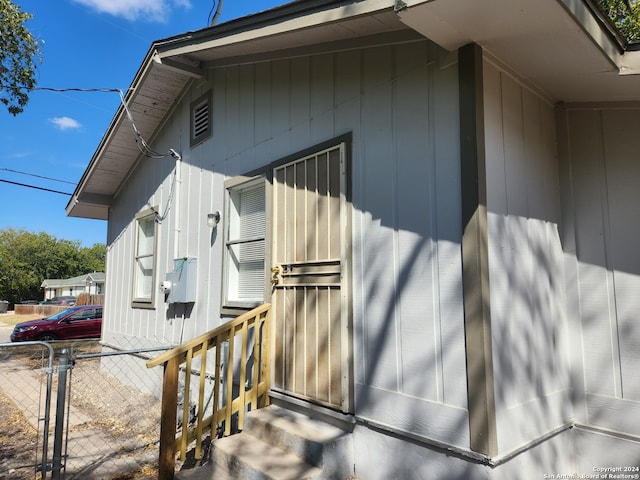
212;432;323;480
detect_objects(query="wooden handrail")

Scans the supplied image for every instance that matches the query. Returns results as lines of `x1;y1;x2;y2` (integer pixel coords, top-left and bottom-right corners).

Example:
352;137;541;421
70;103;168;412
146;303;271;480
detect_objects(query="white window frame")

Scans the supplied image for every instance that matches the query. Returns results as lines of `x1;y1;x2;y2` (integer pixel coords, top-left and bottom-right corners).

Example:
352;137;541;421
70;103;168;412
132;208;158;308
222;175;267;311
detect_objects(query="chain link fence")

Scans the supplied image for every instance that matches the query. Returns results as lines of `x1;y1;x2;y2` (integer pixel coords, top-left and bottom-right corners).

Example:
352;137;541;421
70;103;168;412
0;340;169;480
0;342;52;479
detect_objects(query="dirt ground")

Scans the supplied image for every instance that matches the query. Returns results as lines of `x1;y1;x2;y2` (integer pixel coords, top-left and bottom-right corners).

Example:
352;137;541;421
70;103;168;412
0;314;45;479
0;388;39;479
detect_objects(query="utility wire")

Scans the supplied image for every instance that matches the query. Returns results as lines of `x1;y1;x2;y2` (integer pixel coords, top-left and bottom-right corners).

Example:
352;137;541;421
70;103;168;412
0;168;76;185
32;87;121;94
207;0;223;25
117;89;179;160
0;179;71;196
4;86;121;95
6;85;181;161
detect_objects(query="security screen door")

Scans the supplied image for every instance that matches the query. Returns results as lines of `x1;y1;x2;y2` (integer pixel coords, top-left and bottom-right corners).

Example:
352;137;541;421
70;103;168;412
271;142;351;412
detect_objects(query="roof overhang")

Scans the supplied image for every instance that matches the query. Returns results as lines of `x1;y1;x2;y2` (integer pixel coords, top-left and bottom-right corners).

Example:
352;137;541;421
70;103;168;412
67;0;640;220
397;0;640;101
65;47;201;220
66;0;409;219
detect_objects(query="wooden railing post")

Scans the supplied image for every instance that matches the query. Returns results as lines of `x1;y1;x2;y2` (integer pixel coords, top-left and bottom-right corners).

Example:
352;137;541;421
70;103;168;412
159;357;179;480
261;309;271;407
147;303;271;479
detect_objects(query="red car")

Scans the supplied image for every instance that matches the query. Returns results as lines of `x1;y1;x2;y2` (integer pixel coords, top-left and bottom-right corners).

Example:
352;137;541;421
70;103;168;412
10;305;103;342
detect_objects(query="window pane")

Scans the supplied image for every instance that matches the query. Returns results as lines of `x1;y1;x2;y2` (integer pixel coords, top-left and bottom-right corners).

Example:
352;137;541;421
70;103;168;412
229;184;265;241
134;255;154;299
227;240;265;301
137;216;155;256
133;211;156;304
225;179;266;306
239;185;266;239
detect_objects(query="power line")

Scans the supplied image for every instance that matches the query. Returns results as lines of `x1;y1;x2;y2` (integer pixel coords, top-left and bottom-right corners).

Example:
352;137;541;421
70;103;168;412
0;168;76;185
0;179;71;196
116;89;180;160
34;87;120;93
6;85;181;160
4;86;122;94
208;0;223;25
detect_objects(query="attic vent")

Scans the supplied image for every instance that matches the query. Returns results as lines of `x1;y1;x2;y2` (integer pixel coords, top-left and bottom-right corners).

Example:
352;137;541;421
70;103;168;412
193;103;208;136
190;92;212;147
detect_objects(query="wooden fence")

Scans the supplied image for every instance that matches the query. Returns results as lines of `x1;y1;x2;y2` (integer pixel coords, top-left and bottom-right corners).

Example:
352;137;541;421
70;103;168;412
14;305;68;316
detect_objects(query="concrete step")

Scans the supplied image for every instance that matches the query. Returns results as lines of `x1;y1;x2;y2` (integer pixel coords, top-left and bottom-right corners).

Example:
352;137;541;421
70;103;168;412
176;434;321;480
211;431;323;480
243;405;352;476
176;405;354;480
176;460;235;480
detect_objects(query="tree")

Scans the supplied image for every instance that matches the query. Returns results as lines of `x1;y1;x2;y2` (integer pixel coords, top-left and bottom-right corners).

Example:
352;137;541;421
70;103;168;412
0;228;106;304
79;242;107;273
0;0;41;115
598;0;640;42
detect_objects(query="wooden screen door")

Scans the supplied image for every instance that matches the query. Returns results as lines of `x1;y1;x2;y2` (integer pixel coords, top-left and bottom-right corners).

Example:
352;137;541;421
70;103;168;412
271;141;351;412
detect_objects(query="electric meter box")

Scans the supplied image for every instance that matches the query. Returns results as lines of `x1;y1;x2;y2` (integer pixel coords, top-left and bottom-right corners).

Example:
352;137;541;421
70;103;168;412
165;257;197;303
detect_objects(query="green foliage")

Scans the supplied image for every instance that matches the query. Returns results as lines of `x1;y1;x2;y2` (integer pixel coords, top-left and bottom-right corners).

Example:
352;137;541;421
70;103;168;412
0;0;42;115
598;0;640;42
0;228;106;304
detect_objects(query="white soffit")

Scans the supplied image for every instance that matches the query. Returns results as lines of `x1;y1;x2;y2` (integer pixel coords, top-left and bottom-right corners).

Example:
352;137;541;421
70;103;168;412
397;0;640;102
68;0;411;219
67;59;194;219
69;0;640;220
157;10;409;67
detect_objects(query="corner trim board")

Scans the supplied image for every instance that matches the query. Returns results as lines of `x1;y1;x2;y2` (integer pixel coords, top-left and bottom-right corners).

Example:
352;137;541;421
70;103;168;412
458;42;498;457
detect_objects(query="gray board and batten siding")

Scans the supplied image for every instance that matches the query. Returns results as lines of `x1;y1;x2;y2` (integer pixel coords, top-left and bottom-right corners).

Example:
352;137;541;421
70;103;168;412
558;103;640;442
104;37;469;448
102;27;640;471
459;44;571;460
483;53;570;456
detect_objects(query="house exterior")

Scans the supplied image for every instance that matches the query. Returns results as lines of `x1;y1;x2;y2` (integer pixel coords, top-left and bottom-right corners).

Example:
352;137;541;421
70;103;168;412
67;0;640;477
41;272;105;299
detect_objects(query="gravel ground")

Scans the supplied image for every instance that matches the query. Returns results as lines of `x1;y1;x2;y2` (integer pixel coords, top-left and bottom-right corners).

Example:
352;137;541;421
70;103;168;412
70;357;162;445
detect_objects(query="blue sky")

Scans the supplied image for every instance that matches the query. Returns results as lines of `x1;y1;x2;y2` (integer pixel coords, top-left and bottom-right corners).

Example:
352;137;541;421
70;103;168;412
0;0;283;247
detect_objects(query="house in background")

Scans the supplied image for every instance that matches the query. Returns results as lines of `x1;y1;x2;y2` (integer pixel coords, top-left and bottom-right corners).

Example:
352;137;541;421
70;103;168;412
66;0;640;478
42;272;105;300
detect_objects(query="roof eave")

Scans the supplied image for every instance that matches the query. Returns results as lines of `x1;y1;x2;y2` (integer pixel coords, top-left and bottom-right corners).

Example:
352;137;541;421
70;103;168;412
66;47;158;218
68;0;394;220
66;50;200;219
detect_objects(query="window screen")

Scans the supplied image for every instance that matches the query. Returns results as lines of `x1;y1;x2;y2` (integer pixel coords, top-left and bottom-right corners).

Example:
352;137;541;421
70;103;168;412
224;179;266;307
133;210;156;305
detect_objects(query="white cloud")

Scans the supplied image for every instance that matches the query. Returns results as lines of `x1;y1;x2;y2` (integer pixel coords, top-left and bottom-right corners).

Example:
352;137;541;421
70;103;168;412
72;0;191;22
49;117;82;131
8;151;31;159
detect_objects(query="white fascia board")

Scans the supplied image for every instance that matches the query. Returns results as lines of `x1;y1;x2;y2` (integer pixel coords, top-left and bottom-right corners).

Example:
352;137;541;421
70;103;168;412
558;0;622;67
151;52;204;78
557;0;640;75
618;50;640;74
395;1;467;51
156;0;395;60
396;0;623;68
